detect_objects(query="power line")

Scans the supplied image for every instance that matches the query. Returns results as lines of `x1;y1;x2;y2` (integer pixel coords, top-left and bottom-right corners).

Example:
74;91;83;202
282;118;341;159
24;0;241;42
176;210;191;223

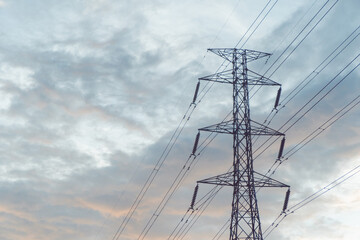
196;0;280;104
281;26;360;106
122;1;282;237
251;24;360;156
248;28;360;174
270;0;321;57
171;88;360;240
268;0;339;78
172;46;359;240
178;186;223;240
171;48;356;240
263;24;360;126
249;0;339;100
250;1;355;153
110;2;261;235
284;95;360;159
263;163;360;239
111;104;195;240
139;111;233;239
189;48;288;240
263;0;337;78
260;89;360;196
211;218;230;240
234;0;277;48
175;2;357;237
211;92;360;240
172;60;360;239
208;0;243;50
114;1;352;239
253;53;360;161
197;0;280;105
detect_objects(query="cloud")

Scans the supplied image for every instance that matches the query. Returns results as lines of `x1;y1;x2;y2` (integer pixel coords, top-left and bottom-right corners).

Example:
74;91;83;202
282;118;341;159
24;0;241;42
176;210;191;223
0;0;359;240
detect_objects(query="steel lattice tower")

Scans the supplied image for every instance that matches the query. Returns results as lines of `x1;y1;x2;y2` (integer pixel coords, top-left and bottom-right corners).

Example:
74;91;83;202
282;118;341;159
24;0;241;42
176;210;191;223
193;48;289;240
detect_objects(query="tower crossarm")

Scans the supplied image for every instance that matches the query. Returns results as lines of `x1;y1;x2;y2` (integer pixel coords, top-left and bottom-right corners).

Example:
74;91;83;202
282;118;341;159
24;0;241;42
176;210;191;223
198;171;289;188
246;69;280;86
250;120;284;136
208;48;271;63
199;69;234;84
199;119;284;136
198;171;234;186
252;171;289;188
199;120;234;134
199;68;280;86
192;48;288;240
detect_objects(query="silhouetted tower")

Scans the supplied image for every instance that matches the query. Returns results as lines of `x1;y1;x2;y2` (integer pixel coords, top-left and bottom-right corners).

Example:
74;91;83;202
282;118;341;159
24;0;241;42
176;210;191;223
193;48;289;240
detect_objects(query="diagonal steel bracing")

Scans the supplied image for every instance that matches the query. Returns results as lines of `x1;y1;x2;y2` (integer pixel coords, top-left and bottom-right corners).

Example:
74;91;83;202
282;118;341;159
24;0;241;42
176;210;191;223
194;48;288;240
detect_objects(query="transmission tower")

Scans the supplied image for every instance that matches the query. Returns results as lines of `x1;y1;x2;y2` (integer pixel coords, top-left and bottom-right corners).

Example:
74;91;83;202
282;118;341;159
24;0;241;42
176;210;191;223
191;48;290;240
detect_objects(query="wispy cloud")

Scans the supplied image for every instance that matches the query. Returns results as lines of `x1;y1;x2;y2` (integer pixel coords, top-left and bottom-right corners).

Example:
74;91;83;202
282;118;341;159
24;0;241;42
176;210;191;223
0;0;359;240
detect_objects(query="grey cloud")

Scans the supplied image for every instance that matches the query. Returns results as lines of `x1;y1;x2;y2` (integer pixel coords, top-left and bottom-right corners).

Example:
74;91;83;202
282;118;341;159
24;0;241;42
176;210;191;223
0;0;359;240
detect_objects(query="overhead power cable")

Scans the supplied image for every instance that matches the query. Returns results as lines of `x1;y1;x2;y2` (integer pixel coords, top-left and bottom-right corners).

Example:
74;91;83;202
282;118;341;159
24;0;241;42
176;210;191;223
251;24;360;154
173;87;360;240
264;0;338;78
208;0;242;50
284;96;360;159
167;183;223;240
217;0;279;75
111;104;196;240
198;0;279;104
250;0;339;100
280;25;360;107
263;24;360;126
211;218;230;240
138;110;233;240
212;93;360;240
263;163;360;239
261;90;360;194
270;0;321;57
249;25;360;167
109;2;257;235
106;1;353;240
253;53;360;160
234;0;278;48
136;136;215;240
178;186;223;240
170;41;360;240
167;48;360;240
280;53;360;132
173;69;360;239
127;1;281;237
251;1;353;149
166;136;226;240
168;1;354;238
288;166;360;213
123;0;331;238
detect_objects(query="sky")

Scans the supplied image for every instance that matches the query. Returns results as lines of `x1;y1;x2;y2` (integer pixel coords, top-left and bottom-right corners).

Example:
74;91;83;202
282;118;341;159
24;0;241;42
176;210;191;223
0;0;359;240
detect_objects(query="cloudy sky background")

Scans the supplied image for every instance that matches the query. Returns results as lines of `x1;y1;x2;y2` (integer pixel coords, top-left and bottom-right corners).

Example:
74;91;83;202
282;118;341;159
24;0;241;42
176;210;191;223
0;0;360;239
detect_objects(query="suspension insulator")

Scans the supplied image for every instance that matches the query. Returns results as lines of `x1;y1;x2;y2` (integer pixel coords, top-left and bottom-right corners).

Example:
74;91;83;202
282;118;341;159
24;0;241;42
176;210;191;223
192;132;200;156
277;137;286;160
274;87;282;109
190;184;199;210
192;82;200;104
282;188;290;212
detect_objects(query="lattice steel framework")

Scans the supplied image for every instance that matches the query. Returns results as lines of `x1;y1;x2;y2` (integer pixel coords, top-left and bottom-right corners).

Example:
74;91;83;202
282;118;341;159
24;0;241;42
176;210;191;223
197;48;288;240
